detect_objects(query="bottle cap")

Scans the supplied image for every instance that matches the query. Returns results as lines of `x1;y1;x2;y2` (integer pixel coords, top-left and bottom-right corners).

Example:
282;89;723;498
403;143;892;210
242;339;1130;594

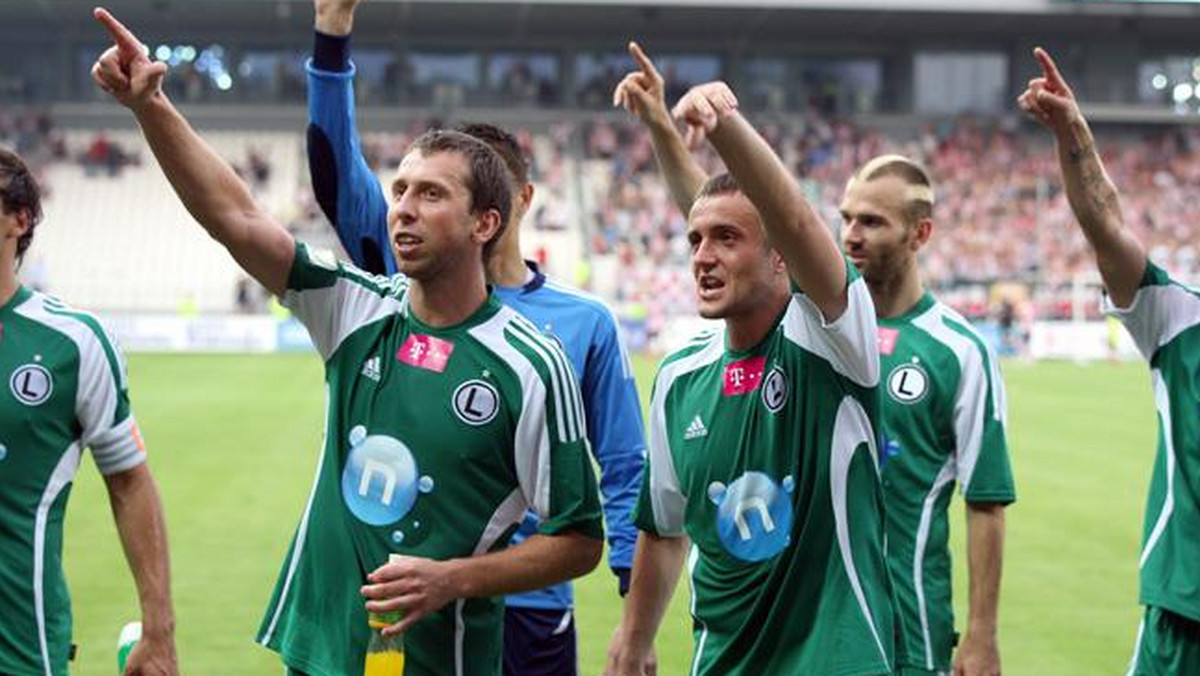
116;621;142;673
368;610;402;629
367;554;407;628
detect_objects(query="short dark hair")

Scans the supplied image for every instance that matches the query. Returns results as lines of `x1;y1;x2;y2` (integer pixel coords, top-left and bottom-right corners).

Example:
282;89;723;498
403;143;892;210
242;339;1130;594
854;155;934;227
694;172;741;201
409;129;513;259
454;122;529;187
0;147;43;262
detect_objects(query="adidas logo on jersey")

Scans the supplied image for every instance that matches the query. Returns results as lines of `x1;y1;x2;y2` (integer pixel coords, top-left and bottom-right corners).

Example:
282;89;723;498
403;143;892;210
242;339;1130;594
361;356;382;382
684;415;708;440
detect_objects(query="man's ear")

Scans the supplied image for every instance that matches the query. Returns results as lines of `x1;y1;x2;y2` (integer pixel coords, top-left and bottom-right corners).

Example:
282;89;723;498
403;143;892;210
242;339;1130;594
912;218;933;249
4;208;30;242
474;208;503;246
769;247;787;275
520;182;535;212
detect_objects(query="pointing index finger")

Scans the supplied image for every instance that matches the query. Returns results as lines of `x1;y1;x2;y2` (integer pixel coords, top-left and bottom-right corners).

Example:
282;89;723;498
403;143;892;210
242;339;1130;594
1033;47;1066;90
94;7;144;58
628;41;661;80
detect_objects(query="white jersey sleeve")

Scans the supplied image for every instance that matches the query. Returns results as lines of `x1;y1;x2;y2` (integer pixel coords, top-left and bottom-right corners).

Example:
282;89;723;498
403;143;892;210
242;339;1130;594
1102;260;1200;360
77;316;145;475
281;242;407;360
782;267;879;388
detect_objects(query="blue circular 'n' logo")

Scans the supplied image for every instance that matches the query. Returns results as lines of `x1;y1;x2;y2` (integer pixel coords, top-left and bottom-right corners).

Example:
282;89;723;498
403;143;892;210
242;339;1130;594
710;471;795;562
341;427;430;526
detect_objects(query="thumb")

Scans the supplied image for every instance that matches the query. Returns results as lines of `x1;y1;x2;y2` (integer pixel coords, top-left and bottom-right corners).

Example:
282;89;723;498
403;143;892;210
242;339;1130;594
133;60;169;95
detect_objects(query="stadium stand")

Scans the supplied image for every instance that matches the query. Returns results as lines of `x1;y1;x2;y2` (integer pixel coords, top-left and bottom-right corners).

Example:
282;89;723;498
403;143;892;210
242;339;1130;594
13;112;1200;343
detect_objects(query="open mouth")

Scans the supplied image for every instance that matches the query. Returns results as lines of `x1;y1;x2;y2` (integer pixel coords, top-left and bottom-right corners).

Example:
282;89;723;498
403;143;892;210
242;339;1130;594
696;275;725;300
393;233;424;255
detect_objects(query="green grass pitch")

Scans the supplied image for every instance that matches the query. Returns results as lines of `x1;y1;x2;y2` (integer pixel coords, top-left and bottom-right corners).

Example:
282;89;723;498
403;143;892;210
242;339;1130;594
60;354;1155;675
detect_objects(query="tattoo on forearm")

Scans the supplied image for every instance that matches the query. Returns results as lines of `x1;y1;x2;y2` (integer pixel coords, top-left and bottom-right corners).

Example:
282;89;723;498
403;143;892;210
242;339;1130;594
1070;143;1122;227
1067;142;1094;165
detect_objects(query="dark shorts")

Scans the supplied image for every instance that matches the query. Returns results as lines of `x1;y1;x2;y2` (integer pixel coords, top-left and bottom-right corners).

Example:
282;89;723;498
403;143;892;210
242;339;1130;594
1128;605;1200;676
503;606;576;676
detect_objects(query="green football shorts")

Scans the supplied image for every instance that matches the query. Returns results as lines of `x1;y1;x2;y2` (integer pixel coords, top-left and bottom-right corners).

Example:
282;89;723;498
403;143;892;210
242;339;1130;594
1128;605;1200;676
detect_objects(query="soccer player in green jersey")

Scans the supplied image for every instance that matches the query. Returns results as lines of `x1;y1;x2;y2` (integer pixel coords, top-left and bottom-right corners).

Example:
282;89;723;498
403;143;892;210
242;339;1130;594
840;156;1014;676
91;10;603;676
605;76;895;675
613;44;1013;676
0;149;177;675
1022;48;1200;676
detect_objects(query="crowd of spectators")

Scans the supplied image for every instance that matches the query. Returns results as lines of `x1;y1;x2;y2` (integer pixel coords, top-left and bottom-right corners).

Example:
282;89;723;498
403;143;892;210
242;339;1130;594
581;112;1200;329
13;107;1200;340
0;109;65;169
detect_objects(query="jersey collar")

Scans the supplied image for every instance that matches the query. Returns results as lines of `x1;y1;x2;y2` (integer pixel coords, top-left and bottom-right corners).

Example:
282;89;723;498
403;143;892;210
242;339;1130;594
0;285;31;317
405;293;503;335
724;301;790;359
878;290;935;326
493;260;546;296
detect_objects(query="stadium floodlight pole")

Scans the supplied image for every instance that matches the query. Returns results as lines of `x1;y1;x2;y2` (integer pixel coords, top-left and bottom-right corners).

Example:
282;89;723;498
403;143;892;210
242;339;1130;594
1020;47;1200;675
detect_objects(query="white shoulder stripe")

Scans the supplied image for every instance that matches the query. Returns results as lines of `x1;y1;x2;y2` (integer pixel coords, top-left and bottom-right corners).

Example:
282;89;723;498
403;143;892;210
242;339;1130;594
283;279;402;361
469;310;553;516
507;315;585;443
17;294;131;456
1104;283;1200;360
646;336;723;535
910;303;1002;492
934;302;1006;423
782;277;879;387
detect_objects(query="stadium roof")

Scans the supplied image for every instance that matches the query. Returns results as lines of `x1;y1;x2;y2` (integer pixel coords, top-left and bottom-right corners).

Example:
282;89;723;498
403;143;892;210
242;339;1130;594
9;0;1200;44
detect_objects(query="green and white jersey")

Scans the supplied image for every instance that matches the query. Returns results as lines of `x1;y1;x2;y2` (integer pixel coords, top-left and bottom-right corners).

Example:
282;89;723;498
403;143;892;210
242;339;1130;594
256;243;602;676
876;292;1015;672
635;269;896;676
0;286;145;676
1103;261;1200;622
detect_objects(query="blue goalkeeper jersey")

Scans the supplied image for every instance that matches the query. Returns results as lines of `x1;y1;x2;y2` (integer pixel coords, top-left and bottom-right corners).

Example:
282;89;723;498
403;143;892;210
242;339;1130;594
306;58;645;609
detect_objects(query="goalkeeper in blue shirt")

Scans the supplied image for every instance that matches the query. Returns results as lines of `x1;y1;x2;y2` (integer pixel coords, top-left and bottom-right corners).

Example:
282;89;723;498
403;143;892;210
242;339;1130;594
305;2;647;674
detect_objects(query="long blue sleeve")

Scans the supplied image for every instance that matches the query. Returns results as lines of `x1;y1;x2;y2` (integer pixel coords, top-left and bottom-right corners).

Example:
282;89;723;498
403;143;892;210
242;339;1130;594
306;59;396;275
583;312;645;581
497;281;647;607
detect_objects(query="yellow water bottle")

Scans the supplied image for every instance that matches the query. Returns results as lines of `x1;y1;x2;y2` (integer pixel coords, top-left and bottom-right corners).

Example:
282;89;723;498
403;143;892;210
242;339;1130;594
364;609;404;676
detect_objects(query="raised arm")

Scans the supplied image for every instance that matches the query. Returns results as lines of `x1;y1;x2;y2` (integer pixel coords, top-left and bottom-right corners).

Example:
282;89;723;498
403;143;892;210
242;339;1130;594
674;83;848;320
613;42;708;215
1018;47;1146;308
91;8;294;295
106;465;177;676
308;0;395;274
